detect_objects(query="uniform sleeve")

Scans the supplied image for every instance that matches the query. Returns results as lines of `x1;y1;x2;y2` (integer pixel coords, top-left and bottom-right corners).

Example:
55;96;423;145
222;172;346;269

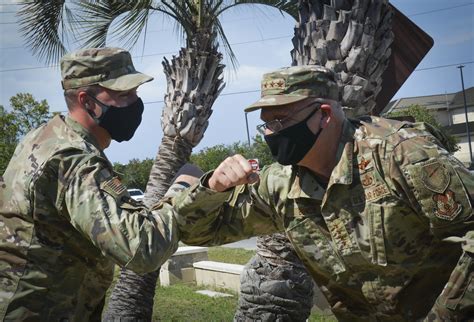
390;134;474;320
63;155;180;274
155;169;283;246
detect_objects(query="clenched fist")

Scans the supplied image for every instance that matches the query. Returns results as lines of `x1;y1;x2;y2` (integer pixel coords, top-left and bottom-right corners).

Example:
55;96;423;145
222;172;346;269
208;154;260;192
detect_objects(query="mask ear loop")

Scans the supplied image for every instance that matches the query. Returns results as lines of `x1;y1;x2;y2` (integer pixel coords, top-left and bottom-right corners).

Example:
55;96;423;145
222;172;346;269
86;93;110;123
84;102;97;119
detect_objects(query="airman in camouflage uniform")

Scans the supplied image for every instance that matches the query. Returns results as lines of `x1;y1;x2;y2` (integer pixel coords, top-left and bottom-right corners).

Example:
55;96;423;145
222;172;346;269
162;65;474;321
0;48;195;321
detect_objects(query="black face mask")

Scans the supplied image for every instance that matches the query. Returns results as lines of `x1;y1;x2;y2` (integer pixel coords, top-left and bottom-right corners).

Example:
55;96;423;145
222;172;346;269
264;109;323;165
88;95;144;142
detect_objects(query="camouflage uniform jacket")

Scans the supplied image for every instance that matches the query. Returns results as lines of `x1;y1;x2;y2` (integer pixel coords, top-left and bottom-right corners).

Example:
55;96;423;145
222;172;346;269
167;116;474;321
0;115;180;321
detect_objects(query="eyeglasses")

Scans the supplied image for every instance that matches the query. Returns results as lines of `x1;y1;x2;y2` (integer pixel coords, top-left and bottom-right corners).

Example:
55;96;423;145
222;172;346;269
256;103;321;135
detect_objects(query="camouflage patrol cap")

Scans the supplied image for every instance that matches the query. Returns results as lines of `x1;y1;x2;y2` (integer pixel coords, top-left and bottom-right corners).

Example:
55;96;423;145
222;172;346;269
60;47;153;91
245;65;340;112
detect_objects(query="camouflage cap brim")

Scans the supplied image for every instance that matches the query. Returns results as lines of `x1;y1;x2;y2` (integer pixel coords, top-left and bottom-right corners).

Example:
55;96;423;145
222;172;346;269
245;95;308;112
98;72;154;91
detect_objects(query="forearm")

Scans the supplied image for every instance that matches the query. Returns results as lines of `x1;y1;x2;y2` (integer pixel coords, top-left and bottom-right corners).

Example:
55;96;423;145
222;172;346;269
164;179;235;245
124;206;181;273
65;160;183;274
167;172;280;246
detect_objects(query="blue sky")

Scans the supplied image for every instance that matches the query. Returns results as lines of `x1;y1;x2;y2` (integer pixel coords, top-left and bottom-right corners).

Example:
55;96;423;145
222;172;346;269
1;0;473;164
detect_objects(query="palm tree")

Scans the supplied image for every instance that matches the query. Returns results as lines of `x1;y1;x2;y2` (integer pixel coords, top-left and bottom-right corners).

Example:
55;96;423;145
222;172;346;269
17;0;298;320
236;0;396;320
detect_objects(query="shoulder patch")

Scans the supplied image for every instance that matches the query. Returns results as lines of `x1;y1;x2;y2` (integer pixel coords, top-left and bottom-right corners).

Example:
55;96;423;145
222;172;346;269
432;190;463;221
421;162;450;194
100;176;127;199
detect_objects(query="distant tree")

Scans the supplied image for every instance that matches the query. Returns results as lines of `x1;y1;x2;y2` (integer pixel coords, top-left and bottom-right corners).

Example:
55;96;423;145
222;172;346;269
111;137;271;192
9;93;50;136
248;134;274;167
0;93;50;174
190;135;273;172
190;144;233;172
386;104;459;152
0;107;18;175
113;158;154;191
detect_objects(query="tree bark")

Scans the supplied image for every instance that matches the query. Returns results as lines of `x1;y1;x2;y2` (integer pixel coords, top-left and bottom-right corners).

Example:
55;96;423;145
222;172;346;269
291;0;394;117
104;32;224;321
234;234;314;322
236;1;394;321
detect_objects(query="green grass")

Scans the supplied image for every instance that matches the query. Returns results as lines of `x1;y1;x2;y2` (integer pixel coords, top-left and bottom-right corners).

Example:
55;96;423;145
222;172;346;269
152;283;335;322
153;283;238;321
105;247;335;321
207;246;255;265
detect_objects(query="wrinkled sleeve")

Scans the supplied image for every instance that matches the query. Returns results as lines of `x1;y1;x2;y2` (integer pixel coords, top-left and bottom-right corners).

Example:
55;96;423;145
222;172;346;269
63;155;180;274
390;134;474;320
155;169;283;246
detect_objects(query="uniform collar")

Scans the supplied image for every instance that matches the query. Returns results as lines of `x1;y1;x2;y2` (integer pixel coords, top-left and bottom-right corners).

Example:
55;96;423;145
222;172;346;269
287;118;356;201
64;114;102;151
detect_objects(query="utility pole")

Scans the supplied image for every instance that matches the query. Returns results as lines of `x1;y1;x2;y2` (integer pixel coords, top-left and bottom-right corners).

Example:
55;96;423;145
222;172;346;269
457;65;473;168
245;112;251;147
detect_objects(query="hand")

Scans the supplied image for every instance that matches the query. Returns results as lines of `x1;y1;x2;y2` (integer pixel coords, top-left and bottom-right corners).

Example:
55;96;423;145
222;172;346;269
208;154;259;192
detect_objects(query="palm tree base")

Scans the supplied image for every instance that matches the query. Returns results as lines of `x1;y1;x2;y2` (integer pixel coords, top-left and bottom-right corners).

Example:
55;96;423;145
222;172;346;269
234;234;314;322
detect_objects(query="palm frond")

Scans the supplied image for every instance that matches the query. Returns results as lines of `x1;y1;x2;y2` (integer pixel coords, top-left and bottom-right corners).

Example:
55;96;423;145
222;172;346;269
161;0;197;39
207;0;298;70
216;0;299;20
17;0;72;64
75;0;159;49
213;17;238;69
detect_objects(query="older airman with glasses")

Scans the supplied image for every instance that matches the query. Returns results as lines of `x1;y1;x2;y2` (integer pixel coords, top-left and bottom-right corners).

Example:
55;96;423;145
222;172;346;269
164;65;474;321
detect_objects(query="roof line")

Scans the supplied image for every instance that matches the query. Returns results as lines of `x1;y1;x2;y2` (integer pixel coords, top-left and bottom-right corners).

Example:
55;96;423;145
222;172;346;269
390;86;474;102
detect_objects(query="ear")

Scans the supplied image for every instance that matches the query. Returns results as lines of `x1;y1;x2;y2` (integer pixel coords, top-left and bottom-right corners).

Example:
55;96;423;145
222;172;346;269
77;91;89;108
77;91;97;117
320;103;333;128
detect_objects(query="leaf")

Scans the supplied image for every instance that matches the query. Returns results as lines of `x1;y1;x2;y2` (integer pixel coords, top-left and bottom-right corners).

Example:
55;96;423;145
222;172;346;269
17;0;72;64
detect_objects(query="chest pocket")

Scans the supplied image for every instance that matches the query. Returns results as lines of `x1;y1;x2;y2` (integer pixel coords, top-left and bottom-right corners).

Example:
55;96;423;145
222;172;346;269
286;205;346;277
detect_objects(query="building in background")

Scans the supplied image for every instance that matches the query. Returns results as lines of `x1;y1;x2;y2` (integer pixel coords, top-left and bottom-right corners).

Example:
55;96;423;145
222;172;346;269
383;87;474;168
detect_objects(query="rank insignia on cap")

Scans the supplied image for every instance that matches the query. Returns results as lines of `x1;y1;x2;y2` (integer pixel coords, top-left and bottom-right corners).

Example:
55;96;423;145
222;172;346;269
433;190;462;221
262;78;286;90
101;176;127;199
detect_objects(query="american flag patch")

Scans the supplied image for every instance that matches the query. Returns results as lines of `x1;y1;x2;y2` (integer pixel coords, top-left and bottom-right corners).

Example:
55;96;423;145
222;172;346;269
101;176;127;198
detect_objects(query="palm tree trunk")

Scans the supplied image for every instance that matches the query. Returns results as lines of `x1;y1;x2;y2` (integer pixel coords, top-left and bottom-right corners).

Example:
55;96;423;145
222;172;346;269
236;1;394;320
104;32;225;321
103;136;192;322
234;234;314;322
291;0;394;116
